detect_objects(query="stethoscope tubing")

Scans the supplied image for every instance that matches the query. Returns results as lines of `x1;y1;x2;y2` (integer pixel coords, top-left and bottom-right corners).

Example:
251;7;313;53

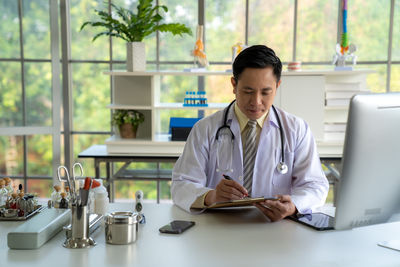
216;100;287;173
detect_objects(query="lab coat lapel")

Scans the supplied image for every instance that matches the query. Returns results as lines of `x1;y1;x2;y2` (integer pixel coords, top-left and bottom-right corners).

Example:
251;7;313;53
255;107;280;173
226;106;243;173
260;106;280;139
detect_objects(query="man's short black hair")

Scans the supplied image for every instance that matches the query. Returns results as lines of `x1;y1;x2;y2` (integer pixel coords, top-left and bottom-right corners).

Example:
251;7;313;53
232;45;282;83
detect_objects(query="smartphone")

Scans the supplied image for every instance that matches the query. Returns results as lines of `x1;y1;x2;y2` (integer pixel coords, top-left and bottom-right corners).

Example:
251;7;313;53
287;212;334;231
159;220;195;234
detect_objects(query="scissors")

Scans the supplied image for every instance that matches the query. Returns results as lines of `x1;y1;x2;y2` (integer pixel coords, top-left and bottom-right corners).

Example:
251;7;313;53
57;163;84;204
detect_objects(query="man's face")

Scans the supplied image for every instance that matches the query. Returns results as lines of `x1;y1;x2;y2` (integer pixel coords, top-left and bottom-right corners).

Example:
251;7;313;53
231;67;281;120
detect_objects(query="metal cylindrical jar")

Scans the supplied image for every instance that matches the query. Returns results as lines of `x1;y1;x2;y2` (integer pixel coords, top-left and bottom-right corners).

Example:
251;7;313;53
105;211;138;245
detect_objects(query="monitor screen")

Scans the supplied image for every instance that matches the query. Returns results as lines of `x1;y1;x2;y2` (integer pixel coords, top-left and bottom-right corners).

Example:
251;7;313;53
334;92;400;230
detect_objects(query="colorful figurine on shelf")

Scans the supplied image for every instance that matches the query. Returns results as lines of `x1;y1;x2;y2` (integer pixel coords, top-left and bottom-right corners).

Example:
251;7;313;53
231;42;248;62
191;25;208;68
333;0;357;70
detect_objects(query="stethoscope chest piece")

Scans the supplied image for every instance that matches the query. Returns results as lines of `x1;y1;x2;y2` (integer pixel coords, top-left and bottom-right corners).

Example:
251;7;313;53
276;161;288;174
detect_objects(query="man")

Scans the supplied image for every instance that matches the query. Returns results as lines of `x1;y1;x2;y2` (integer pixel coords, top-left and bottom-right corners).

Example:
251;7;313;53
171;45;328;221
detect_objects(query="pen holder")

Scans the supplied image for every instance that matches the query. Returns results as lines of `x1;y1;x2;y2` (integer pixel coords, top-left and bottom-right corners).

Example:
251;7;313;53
63;204;96;249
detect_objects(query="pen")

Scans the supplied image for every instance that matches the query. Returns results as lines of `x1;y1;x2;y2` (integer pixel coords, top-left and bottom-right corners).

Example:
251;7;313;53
222;174;232;180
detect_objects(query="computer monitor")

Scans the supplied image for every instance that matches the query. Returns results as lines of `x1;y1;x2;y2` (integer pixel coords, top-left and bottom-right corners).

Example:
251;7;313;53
334;92;400;230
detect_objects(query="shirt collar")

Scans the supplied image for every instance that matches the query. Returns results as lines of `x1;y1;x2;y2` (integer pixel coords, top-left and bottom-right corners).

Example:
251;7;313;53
234;102;269;133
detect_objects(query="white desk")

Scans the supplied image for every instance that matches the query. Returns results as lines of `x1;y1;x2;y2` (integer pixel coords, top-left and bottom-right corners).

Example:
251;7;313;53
1;203;399;267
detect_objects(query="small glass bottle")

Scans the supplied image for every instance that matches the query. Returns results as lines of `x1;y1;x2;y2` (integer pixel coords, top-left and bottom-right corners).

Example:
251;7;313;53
184;91;189;106
9;193;18;209
190;91;195;106
17;192;25;216
59;192;69;209
16;184;24;195
0;179;8;206
196;91;201;106
51;185;62;208
4;177;13;196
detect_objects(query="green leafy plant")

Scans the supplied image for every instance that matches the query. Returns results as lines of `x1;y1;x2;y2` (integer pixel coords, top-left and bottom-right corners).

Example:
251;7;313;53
80;0;192;42
112;109;144;127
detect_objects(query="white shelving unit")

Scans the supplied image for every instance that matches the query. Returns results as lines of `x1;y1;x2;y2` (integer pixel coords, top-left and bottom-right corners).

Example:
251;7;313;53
104;69;373;157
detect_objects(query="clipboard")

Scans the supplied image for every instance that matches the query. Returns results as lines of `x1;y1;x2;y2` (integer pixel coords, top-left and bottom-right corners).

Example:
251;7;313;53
204;197;279;209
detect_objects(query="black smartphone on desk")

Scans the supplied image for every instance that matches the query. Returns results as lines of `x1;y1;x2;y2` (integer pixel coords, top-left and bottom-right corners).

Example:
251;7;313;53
159;220;195;234
287;212;334;231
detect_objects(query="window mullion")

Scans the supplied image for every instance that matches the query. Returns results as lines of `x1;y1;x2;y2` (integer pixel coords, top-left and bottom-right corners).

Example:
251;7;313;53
387;0;395;92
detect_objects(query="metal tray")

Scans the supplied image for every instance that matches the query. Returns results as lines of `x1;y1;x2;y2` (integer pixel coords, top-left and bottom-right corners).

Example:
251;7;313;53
0;205;46;221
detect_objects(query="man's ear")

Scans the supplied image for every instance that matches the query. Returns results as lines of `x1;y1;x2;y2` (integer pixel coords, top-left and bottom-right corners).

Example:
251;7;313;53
276;80;282;90
231;77;237;94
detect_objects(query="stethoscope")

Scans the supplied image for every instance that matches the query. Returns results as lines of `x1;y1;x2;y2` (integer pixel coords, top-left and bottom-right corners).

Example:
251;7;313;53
216;100;288;174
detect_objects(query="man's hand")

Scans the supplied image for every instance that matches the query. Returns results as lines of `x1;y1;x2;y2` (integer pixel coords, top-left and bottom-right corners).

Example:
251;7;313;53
204;178;248;206
254;195;296;222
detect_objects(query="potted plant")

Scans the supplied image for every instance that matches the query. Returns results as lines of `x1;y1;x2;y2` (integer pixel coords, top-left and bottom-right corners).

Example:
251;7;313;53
80;0;192;71
112;109;145;138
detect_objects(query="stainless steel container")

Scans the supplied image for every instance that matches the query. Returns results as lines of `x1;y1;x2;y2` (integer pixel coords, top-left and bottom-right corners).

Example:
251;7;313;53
63;204;96;249
105;211;138;245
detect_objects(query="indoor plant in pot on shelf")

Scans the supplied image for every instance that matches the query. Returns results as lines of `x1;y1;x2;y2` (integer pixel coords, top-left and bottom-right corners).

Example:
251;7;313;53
112;109;145;139
80;0;192;71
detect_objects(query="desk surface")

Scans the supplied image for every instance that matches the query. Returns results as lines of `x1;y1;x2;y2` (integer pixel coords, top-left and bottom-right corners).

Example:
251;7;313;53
1;203;399;267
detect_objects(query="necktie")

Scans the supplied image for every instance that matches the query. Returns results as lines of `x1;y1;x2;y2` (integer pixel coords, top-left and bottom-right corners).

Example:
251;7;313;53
243;120;257;195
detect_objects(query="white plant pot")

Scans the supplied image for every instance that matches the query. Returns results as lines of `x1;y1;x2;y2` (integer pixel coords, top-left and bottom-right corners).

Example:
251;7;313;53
126;42;146;72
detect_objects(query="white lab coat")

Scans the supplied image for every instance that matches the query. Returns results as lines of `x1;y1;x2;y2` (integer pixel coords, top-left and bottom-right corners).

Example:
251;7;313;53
171;105;329;214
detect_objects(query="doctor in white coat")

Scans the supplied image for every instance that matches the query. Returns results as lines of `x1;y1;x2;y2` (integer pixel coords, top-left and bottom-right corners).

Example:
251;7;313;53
171;45;329;221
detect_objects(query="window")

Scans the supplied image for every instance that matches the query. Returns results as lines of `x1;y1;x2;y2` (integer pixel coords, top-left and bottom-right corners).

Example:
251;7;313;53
0;0;58;199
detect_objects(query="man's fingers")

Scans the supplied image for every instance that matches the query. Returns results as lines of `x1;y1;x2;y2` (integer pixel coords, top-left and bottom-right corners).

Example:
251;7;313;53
223;179;248;196
220;183;246;198
214;180;247;201
218;190;242;200
254;203;280;221
276;194;291;203
255;194;296;221
217;179;248;197
264;199;286;213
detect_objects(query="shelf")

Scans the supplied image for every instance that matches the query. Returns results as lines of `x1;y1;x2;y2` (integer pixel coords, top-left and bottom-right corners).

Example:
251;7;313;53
104;69;374;77
154;103;228;110
105;135;184;156
107;103;228;110
104;70;233;76
104;69;372;157
107;104;152;110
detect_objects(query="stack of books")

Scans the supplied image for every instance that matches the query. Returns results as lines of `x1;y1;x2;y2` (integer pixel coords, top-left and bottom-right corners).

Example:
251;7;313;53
325;82;363;107
324;123;347;141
